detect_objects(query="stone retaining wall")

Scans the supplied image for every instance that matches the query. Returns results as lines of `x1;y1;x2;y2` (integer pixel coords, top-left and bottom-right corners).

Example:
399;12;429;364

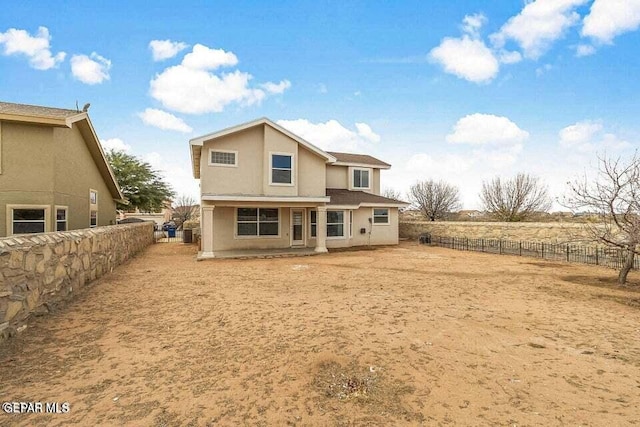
400;221;598;243
0;223;154;341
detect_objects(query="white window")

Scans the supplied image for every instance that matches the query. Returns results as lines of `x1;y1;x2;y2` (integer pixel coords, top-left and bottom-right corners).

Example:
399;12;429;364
56;206;68;231
353;168;370;189
90;189;98;205
327;210;345;238
310;210;317;237
373;208;389;224
209;149;238;167
270;153;293;185
237;208;279;237
11;207;47;234
90;210;98;228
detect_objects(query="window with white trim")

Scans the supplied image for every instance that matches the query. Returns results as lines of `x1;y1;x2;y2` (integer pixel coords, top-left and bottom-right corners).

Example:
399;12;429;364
89;189;98;205
327;210;344;237
353;168;370;189
237;208;279;236
373;208;389;224
310;210;317;237
56;207;68;231
271;154;293;184
210;150;237;166
12;208;46;234
90;210;98;228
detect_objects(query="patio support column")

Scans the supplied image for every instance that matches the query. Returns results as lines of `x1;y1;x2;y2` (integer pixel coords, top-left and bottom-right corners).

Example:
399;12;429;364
315;205;328;253
200;205;215;259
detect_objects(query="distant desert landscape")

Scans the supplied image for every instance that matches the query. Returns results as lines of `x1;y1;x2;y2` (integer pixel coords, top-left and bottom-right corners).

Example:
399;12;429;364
1;242;639;426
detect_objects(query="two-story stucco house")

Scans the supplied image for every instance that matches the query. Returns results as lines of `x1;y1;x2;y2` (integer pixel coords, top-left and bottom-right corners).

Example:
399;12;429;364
0;101;124;237
189;118;407;258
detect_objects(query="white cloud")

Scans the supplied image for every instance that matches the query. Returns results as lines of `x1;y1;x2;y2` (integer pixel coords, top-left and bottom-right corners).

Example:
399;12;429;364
446;113;530;146
70;52;111;84
355;122;381;143
491;0;588;59
429;35;499;83
277;119;380;152
575;44;596;57
461;13;487;38
262;80;291;94
559;120;630;152
0;26;65;70
582;0;640;44
317;83;328;94
144;152;199;200
138;108;193;133
181;44;238;69
149;43;289;114
100;138;132;153
149;39;189;61
498;50;522;64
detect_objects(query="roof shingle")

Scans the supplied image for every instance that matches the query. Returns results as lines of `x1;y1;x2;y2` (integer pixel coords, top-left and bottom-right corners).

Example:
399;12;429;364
0;101;81;120
327;188;407;206
327;151;390;168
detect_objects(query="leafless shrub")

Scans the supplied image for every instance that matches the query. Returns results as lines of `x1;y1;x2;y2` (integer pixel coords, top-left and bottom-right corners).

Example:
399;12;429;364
409;180;461;221
480;173;551;222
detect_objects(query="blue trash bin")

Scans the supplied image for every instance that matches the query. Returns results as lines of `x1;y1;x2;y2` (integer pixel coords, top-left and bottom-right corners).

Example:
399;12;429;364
167;227;176;238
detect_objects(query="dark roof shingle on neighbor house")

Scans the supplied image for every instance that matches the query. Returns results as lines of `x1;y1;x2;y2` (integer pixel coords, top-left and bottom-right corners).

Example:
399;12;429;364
327;188;407;206
0;101;81;120
327;151;391;168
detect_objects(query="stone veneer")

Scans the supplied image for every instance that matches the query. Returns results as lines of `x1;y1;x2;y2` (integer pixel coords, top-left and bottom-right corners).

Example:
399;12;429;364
400;221;599;244
0;222;154;341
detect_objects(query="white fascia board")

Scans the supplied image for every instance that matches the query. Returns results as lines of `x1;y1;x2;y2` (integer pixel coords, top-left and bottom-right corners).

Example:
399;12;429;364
202;195;330;203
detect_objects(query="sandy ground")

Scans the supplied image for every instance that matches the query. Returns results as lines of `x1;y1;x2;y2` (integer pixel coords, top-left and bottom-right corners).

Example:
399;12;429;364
1;242;640;426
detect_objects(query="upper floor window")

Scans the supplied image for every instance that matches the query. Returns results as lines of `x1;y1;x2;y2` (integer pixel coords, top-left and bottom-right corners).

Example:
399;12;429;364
353;168;370;189
90;189;98;205
270;153;293;185
209;149;238;167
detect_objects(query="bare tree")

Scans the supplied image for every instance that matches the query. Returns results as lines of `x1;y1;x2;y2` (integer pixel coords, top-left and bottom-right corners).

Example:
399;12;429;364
172;195;197;227
480;173;551;222
409;180;461;221
382;188;403;201
565;153;640;285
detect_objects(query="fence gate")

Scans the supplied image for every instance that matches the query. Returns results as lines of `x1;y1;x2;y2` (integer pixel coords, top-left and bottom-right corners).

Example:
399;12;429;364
154;229;184;243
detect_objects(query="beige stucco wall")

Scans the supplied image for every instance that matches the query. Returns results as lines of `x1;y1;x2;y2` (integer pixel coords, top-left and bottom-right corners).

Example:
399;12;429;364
326;165;381;195
200;126;264;195
307;207;399;249
0;121;116;237
199;124;327;198
326;165;348;190
212;206;293;251
53;124;116;229
297;146;327;197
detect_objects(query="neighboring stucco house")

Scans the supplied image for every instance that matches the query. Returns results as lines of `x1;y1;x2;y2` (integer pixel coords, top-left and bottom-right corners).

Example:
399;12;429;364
0;101;124;237
189;117;408;258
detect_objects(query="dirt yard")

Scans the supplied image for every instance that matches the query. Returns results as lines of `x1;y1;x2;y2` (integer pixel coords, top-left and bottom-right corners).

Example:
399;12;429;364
1;242;639;426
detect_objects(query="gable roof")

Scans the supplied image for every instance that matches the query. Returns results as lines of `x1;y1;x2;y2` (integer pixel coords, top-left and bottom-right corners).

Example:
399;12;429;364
326;188;408;207
0;101;84;126
189;117;337;178
326;152;391;169
0;101;125;202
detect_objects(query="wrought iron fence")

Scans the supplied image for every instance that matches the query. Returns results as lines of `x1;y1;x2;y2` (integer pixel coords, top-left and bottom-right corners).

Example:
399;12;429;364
154;230;184;243
421;234;639;271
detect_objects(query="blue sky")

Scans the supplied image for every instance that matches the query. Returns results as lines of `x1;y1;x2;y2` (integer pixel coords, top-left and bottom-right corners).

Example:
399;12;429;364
1;0;639;208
